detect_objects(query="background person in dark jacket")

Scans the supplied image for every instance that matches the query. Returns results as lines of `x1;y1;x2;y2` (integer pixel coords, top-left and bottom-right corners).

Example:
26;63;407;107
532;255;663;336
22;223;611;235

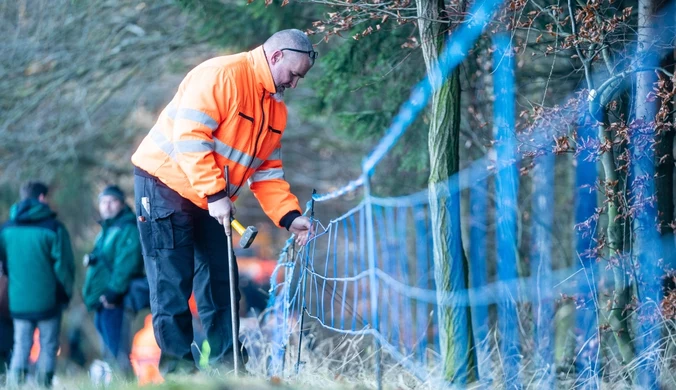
0;182;74;387
82;185;144;377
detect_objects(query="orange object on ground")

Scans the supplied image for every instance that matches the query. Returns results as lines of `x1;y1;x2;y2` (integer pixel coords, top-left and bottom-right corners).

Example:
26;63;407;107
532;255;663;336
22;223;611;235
129;314;163;385
131;46;300;227
238;257;281;285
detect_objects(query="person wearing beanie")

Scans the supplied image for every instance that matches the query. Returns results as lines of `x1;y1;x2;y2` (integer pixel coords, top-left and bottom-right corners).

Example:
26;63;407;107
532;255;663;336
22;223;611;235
82;185;145;378
99;185;126;204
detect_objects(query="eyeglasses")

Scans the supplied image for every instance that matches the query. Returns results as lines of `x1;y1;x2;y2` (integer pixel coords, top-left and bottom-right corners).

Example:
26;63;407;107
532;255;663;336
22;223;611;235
280;48;318;62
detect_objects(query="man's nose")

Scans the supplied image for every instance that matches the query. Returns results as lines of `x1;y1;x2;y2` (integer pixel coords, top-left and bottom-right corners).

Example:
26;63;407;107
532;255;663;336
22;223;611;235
291;78;299;89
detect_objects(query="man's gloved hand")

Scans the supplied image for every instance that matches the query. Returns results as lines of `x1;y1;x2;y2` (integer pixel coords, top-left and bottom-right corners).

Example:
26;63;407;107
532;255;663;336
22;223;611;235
290;216;314;246
208;197;236;236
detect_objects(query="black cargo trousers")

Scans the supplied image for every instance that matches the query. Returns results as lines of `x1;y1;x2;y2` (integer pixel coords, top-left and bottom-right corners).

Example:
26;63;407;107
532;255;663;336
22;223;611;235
133;168;242;373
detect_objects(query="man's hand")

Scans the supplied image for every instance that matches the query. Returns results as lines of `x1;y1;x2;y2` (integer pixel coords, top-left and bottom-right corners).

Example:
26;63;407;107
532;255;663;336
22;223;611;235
289;216;314;246
208;197;236;236
99;295;116;309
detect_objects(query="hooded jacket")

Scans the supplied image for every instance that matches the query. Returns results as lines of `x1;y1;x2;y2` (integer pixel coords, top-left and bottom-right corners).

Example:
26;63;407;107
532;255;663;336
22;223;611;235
0;199;74;320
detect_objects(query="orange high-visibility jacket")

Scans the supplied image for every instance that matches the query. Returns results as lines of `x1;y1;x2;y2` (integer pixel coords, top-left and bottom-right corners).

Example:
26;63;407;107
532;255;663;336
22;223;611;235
131;46;301;227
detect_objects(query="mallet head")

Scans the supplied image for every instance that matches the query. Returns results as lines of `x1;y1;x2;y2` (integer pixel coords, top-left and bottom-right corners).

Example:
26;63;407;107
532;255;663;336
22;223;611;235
230;219;258;249
239;226;258;249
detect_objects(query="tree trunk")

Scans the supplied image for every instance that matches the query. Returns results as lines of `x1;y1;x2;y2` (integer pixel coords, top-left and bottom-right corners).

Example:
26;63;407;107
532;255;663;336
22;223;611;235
417;0;477;383
598;121;635;364
590;41;635;370
554;153;577;369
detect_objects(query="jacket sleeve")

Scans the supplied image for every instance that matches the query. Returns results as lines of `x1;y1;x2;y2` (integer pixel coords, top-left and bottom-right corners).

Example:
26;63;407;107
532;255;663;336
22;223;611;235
51;224;75;301
173;67;237;200
248;141;301;228
104;225;143;304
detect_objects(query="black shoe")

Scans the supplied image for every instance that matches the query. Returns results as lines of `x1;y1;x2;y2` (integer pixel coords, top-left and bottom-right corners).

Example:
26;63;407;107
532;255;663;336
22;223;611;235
159;354;198;377
7;368;28;386
37;371;54;388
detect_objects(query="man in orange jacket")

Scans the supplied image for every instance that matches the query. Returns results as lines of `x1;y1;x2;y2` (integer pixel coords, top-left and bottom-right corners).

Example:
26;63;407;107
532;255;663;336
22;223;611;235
131;29;314;375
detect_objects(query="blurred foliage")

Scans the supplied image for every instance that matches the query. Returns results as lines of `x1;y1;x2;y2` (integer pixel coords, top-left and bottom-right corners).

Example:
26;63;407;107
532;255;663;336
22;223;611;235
174;0;319;49
303;26;431;195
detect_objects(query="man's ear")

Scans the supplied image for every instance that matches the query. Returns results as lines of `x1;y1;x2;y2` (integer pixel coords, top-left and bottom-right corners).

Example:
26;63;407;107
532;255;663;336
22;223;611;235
270;50;283;65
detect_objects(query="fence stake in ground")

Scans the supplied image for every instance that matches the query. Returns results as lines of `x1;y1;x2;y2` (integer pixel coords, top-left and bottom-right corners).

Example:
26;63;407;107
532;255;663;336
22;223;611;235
281;245;293;376
295;190;316;374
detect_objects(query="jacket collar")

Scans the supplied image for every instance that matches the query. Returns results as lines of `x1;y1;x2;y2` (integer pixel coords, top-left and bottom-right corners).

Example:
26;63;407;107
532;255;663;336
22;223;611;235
247;46;276;95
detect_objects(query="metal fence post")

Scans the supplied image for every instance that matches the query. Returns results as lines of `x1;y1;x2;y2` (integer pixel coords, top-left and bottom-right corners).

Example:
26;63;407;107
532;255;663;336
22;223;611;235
295;190;316;374
280;245;293;376
364;175;382;390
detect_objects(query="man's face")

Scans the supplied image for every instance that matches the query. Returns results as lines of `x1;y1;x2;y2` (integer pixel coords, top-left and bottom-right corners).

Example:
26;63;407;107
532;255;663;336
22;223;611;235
269;51;313;99
99;195;123;220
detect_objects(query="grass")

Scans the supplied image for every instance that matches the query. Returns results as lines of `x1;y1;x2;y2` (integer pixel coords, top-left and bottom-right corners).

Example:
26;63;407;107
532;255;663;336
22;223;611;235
7;330;676;390
6;310;676;389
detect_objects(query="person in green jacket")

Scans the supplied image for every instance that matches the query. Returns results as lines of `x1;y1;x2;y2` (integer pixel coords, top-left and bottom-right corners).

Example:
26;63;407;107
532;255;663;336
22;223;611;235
82;185;144;378
0;181;74;388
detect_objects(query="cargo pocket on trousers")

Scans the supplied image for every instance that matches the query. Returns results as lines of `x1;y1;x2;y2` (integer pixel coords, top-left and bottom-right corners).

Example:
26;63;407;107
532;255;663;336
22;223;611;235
151;207;175;250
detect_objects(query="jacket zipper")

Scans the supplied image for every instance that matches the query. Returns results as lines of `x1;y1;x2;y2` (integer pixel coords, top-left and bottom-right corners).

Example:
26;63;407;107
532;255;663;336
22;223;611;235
235;93;266;194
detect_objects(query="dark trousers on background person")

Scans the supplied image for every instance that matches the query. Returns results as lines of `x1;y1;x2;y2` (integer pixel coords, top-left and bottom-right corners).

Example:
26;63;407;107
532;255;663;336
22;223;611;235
94;306;134;377
0;316;13;375
133;168;242;375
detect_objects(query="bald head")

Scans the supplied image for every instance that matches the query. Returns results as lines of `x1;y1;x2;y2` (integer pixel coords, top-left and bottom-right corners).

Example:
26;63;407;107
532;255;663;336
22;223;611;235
264;29;316;100
264;29;314;56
